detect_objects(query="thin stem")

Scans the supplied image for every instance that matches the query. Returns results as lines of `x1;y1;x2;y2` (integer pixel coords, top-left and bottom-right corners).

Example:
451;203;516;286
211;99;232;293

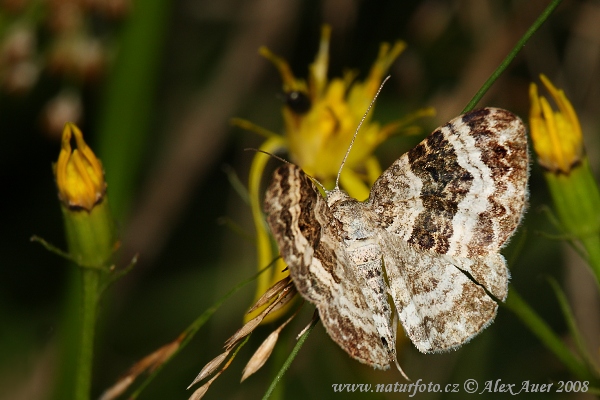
504;287;593;381
462;0;563;113
547;278;600;375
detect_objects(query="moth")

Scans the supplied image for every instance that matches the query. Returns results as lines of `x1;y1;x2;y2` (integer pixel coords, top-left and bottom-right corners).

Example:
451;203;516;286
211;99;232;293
263;107;528;375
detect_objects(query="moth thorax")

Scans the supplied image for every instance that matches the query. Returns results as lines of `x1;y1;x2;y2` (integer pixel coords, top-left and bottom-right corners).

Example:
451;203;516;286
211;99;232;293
326;188;352;208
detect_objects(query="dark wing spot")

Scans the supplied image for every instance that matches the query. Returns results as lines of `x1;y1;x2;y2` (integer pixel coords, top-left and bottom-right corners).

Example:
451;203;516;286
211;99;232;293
381;337;388;348
407;126;472;254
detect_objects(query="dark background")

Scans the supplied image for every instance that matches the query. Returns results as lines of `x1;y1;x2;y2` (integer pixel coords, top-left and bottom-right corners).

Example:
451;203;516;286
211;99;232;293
1;0;599;399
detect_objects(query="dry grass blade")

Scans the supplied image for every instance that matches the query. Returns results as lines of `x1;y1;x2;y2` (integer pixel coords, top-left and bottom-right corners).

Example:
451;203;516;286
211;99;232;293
189;280;299;395
187;279;299;396
240;309;299;382
265;284;297;316
187;349;231;389
241;331;280;383
223;312;265;350
247;276;291;314
98;376;134;400
188;372;221;400
148;340;181;373
188;336;251;398
223;285;294;350
99;338;181;400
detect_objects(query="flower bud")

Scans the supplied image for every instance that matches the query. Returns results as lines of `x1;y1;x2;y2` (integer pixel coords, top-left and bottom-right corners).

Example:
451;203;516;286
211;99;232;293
55;123;106;210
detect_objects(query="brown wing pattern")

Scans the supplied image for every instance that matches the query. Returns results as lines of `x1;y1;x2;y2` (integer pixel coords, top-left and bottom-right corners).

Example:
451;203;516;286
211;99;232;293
264;164;391;368
368;108;528;259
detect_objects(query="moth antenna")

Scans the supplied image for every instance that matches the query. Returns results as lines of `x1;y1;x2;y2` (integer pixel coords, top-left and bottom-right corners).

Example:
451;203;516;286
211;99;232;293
394;358;410;381
308;175;327;194
244;148;291;165
334;75;391;189
245;148;327;193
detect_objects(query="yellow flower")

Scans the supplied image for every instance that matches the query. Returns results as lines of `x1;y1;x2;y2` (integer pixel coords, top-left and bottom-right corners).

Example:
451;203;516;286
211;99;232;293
529;75;600;288
243;26;433;322
55;123;106;210
259;25;433;199
529;74;583;174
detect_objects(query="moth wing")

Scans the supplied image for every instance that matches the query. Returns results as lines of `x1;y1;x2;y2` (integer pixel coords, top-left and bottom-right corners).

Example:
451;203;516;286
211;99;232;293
368;107;528;259
380;232;500;353
264;164;391;369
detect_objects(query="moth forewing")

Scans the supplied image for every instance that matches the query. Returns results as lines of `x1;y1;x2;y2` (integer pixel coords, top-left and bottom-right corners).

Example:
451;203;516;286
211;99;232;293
264;107;528;374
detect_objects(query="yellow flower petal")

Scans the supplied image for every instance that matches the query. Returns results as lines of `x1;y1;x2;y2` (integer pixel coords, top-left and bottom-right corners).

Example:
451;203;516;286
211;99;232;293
309;24;331;97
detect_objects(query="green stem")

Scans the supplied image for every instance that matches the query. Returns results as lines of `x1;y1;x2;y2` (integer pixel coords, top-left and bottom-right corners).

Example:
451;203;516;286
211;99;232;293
462;0;563;113
74;269;100;400
504;287;593;381
53;200;116;400
547;278;600;375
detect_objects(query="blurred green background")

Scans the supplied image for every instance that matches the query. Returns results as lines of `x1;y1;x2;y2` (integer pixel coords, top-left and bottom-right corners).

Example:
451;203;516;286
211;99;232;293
1;0;599;399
